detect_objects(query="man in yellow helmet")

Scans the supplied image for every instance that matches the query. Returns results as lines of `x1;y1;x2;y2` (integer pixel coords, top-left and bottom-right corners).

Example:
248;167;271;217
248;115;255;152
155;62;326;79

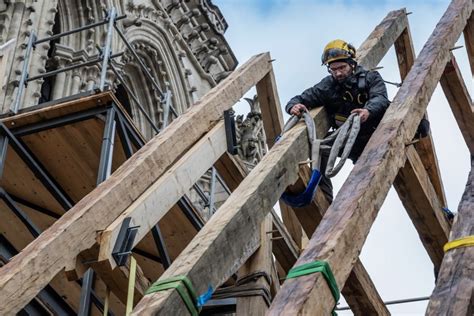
286;39;390;202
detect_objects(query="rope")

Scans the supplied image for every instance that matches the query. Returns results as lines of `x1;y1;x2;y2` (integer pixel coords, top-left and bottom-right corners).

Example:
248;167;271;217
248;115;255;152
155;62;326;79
280;112;320;170
279;110;360;207
287;261;340;316
443;235;474;252
280;111;360;178
322;113;360;178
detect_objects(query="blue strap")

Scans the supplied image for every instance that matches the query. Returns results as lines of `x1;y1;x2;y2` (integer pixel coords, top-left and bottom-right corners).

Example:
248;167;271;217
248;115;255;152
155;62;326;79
196;285;213;307
281;169;322;208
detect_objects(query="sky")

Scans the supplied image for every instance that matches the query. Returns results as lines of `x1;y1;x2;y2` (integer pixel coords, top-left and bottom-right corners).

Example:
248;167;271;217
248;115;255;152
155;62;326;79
213;0;472;315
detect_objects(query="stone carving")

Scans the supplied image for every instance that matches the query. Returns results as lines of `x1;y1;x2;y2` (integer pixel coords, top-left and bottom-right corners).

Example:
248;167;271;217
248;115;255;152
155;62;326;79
235;95;267;171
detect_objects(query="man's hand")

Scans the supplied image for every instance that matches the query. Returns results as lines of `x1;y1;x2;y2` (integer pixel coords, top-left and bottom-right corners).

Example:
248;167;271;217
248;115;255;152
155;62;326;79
289;103;308;116
351;108;370;123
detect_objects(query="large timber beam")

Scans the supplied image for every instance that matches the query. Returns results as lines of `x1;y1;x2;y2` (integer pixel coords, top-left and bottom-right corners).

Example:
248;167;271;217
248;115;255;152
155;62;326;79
0;52;272;315
393;146;451;270
268;1;472;314
394;21;448;206
426;157;474;315
215;153;300;273
292;168;390;315
392;14;451;273
440;54;474;154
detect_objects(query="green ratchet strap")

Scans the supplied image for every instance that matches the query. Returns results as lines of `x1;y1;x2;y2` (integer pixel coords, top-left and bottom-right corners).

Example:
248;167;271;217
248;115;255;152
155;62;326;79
287;261;340;315
145;275;199;316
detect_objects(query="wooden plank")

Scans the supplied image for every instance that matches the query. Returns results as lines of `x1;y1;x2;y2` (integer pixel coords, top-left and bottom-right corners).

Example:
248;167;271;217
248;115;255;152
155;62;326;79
394;27;416;80
0;53;272;314
270;209;300;273
413;135;448;207
356;9;408;70
463;12;474;76
393;20;450;264
131;107;327;315
132;204;200;282
293;165;390;316
426;157;474;315
98;121;227;268
394;146;451;271
91;256;150;305
440;54;474;154
236;215;273;315
1;91;114;129
215;154;301;273
256;68;284;147
268;1;473;314
280;203;304;249
394;12;448;207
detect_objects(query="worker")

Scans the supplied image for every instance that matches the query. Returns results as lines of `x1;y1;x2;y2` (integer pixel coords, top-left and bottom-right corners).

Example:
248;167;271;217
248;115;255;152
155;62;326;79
286;39;428;203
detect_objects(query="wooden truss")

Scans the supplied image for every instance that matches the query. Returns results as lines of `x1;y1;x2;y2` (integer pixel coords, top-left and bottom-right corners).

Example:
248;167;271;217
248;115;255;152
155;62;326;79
0;0;472;314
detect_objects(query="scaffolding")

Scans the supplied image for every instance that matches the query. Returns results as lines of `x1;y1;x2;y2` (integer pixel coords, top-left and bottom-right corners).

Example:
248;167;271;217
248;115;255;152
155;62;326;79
0;0;472;315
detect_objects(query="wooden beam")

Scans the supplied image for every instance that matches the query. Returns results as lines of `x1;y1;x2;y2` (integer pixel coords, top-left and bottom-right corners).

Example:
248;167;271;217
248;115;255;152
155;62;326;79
214;152;301;276
236;215;273;315
255;69;307;250
131;107;326;315
356;9;408;70
91;256;150;305
394;26;416;80
0;53;272;314
98;121;227;268
292;166;390;316
394;14;448;206
426;157;474;315
440;54;474;154
256;68;284;148
392;17;451;272
280;202;304;249
463;11;474;76
268;1;472;314
270;209;299;274
394;146;451;270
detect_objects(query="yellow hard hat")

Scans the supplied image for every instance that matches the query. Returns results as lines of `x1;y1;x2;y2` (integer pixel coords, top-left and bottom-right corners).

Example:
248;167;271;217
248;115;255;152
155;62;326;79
321;39;356;65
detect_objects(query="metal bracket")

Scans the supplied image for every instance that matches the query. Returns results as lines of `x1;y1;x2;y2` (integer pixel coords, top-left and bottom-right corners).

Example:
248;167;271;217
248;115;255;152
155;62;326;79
224;109;238;155
111;217;140;266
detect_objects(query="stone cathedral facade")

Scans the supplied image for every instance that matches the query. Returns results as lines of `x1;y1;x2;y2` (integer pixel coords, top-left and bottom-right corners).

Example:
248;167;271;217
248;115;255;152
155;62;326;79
0;0;266;220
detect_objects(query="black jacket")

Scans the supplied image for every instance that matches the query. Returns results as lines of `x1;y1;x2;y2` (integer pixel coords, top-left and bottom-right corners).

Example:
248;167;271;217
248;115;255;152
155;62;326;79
285;66;389;135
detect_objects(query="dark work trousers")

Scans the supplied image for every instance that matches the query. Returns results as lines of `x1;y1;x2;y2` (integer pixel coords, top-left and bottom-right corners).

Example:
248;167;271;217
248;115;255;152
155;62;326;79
317;132;372;204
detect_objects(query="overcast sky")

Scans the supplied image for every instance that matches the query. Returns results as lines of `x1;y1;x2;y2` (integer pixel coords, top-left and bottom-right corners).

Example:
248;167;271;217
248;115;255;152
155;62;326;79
213;0;472;315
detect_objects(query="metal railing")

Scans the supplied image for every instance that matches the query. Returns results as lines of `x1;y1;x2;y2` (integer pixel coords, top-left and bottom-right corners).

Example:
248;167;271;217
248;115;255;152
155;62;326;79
11;7;178;135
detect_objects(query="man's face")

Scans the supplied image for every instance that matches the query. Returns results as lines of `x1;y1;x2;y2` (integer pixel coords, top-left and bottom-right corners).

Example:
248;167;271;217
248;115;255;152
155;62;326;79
328;61;353;82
